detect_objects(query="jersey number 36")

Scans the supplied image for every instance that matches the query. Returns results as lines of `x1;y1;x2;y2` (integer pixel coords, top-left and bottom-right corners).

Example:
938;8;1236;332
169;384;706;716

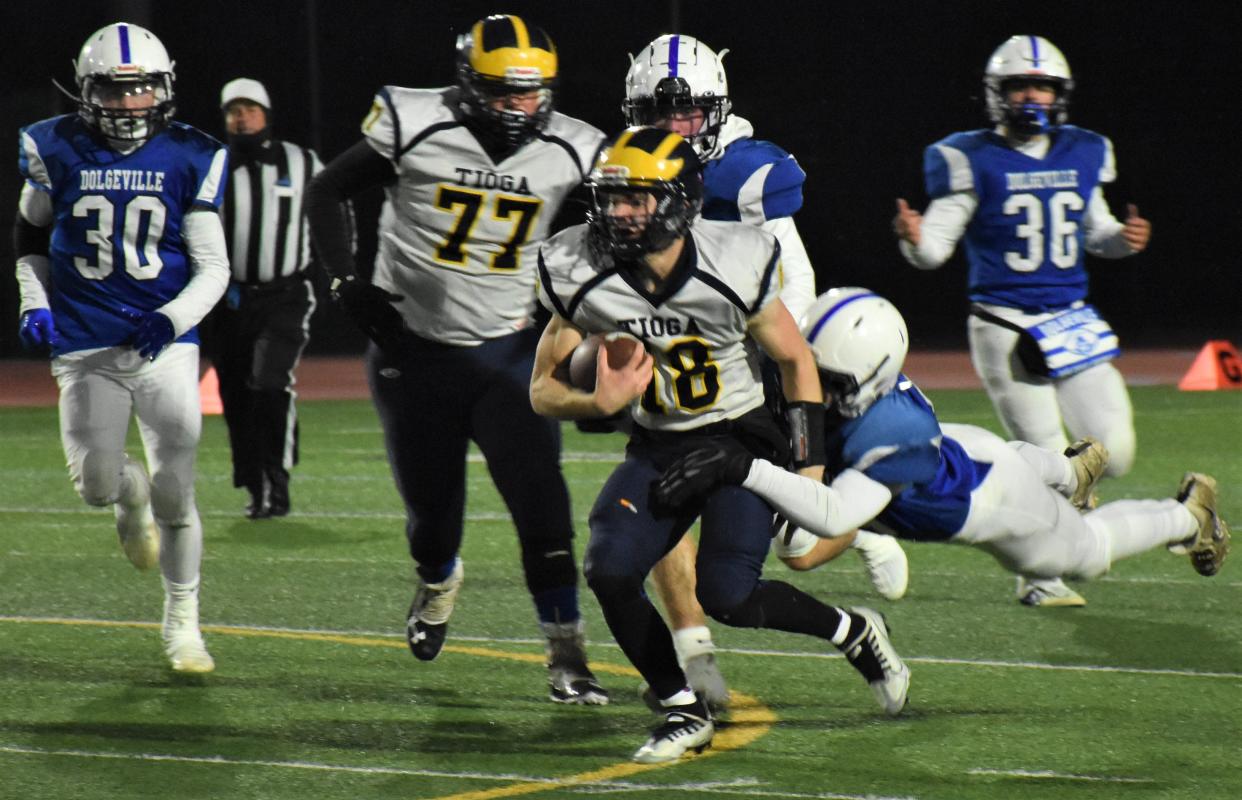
1003;190;1084;272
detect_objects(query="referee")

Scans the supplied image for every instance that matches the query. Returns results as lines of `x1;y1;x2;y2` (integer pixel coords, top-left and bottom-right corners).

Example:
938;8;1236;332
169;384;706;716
214;78;322;519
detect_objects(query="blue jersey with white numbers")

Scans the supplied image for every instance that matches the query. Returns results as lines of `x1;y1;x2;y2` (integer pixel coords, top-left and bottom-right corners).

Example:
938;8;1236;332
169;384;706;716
825;377;991;541
18;114;228;355
924;125;1114;311
702;137;805;223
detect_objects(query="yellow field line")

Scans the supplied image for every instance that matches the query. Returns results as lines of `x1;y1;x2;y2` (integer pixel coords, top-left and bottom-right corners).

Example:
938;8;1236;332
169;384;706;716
0;616;776;799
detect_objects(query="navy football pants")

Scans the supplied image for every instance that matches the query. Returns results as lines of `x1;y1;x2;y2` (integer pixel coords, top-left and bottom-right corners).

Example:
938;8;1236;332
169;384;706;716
366;328;578;609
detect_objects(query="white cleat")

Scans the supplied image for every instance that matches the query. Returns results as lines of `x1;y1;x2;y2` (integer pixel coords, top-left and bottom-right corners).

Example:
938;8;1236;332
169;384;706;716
1065;437;1109;511
853;531;909;600
164;628;215;674
114;457;160;571
632;697;714;763
162;581;214;673
842;607;909;716
1173;472;1230;576
1016;576;1086;607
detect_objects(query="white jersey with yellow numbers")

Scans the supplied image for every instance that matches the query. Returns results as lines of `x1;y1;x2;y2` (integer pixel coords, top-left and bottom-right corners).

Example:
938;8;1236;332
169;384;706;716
538;220;783;432
362;86;604;346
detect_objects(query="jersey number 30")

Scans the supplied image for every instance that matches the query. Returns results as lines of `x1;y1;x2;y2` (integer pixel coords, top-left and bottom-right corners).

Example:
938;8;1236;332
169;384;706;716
72;195;167;280
1003;190;1084;271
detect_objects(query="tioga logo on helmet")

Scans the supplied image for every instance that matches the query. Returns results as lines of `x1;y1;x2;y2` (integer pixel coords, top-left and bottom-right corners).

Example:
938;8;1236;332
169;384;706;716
586;126;703;260
456;15;557;149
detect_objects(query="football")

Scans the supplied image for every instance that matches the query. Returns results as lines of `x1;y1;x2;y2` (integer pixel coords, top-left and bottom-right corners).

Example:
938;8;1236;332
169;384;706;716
569;332;644;391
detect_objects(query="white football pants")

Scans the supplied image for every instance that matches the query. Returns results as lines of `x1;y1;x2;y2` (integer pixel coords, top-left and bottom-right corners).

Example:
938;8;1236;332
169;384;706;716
947;424;1193;579
968;307;1136;476
52;343;204;584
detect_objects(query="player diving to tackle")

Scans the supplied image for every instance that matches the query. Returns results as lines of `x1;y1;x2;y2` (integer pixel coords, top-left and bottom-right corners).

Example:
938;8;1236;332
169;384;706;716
656;288;1231;607
531;128;909;764
15;23;229;672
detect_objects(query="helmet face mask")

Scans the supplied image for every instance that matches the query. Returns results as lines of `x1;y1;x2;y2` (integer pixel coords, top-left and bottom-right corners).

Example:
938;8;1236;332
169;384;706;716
623;35;731;160
74;22;175;144
801;288;909;418
456;15;557;149
984;35;1073;137
586;127;703;260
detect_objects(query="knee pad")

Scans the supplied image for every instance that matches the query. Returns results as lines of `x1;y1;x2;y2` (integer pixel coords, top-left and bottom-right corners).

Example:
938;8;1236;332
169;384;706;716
1102;428;1136;477
520;539;578;595
583;569;644;605
696;571;760;625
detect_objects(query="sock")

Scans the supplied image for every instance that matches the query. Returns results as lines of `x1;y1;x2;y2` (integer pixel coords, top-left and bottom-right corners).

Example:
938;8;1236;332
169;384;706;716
671;625;714;665
417;557;458;585
1010;441;1074;495
1091;499;1197;562
831;610;868;648
533;585;580;626
660;687;696;707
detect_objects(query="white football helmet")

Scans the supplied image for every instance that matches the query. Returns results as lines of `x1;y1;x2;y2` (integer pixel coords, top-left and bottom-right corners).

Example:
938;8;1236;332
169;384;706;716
801;288;909;418
74;22;176;143
623;34;731;159
984;35;1073;134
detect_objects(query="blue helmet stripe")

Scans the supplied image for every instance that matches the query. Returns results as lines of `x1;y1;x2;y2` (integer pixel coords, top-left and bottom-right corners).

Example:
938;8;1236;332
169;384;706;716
1029;35;1041;68
806;292;877;344
668;35;680;77
118;23;132;63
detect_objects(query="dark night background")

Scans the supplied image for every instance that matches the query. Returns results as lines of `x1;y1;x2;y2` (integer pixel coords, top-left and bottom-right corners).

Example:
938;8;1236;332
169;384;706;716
2;0;1239;358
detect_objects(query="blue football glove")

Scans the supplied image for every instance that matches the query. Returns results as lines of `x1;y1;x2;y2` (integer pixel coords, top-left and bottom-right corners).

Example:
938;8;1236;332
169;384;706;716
18;309;59;353
125;309;177;360
653;441;755;511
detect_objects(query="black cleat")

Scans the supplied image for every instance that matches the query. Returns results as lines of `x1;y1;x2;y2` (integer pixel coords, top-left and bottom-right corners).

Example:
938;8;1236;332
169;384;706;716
405;561;463;661
632;696;713;763
543;620;609;705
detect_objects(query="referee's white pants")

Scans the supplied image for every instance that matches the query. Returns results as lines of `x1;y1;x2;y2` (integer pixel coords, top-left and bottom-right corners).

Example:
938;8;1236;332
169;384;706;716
946;424;1191;580
967;307;1136;476
52;343;204;582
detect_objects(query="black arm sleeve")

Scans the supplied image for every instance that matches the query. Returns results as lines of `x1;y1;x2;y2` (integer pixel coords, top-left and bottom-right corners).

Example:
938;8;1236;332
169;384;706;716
305;139;397;280
13;214;50;258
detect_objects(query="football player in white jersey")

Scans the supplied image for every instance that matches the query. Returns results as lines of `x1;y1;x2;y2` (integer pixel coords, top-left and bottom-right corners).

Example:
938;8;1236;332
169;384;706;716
531;128;909;763
620;35;909;704
893;36;1152;608
656;287;1229;619
305;15;609;705
15;23;229;673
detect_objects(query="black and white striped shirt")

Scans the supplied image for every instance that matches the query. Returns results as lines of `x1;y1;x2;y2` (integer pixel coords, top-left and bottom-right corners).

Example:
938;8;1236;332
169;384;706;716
223;139;322;285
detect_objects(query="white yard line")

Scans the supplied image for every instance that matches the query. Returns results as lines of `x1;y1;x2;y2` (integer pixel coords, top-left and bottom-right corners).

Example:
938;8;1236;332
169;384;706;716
966;767;1154;784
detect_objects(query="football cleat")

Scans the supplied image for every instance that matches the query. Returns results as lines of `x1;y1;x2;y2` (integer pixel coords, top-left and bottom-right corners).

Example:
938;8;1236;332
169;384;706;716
841;607;909;716
1065;437;1109;511
543;620;609;705
632;696;714;763
162;583;214;674
114;456;160;570
640;652;730;715
854;532;909;600
1016;576;1087;607
1172;473;1230;576
405;560;463;661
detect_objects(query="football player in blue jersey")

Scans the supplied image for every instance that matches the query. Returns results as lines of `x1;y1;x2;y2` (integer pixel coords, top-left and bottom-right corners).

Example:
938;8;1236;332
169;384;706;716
893;36;1152;607
621;34;909;705
657;288;1229;608
14;23;230;673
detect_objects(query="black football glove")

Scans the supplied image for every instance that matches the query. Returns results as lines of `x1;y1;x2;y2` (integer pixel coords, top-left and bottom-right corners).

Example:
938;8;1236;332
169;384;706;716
654;440;754;510
331;276;406;353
